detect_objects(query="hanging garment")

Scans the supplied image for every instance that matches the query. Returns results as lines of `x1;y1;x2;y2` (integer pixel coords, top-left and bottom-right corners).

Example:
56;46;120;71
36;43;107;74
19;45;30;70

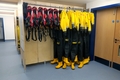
16;17;20;48
51;9;60;64
42;8;49;41
74;11;84;68
55;29;63;69
54;9;69;69
17;25;20;48
60;9;69;32
81;12;93;64
25;6;32;41
53;9;60;39
38;7;44;42
48;8;54;39
53;9;59;27
51;33;58;64
70;11;79;70
83;12;95;64
70;11;78;61
31;7;38;41
60;9;70;65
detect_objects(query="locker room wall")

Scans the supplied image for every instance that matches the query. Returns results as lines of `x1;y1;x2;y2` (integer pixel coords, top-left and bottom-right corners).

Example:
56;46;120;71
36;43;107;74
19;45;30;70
0;14;15;40
0;3;17;40
86;0;120;9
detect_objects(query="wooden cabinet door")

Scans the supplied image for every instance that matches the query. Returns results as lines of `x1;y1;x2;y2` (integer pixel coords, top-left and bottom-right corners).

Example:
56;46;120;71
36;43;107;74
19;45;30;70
95;8;116;61
112;7;120;64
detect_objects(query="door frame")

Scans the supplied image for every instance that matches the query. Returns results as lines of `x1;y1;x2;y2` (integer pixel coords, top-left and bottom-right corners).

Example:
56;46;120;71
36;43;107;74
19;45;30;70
90;3;120;70
0;18;5;41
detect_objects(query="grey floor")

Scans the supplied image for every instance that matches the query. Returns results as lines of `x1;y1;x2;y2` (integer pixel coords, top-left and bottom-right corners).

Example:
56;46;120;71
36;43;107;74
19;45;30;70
0;41;120;80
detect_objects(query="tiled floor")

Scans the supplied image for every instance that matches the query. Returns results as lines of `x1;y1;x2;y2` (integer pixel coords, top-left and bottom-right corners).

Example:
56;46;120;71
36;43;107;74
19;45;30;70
0;41;120;80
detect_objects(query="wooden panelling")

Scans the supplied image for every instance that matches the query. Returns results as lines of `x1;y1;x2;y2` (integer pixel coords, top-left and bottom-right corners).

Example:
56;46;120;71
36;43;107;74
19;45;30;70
25;40;38;65
38;36;53;62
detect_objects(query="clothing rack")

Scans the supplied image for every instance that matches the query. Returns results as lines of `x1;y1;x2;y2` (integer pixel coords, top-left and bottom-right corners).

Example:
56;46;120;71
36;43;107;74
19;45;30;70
27;2;87;11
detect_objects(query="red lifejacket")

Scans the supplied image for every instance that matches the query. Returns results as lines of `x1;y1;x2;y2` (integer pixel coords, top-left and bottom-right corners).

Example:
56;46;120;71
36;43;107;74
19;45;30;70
38;7;44;25
53;9;59;26
48;8;53;27
25;6;32;27
43;8;48;26
30;7;38;27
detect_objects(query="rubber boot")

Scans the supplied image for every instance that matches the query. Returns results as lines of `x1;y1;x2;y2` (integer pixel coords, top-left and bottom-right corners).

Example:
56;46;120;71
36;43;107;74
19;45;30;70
83;57;90;65
64;58;69;64
51;58;58;64
55;62;63;69
71;62;75;70
67;61;71;66
18;43;20;48
88;57;90;61
76;61;79;65
74;55;78;62
62;62;67;69
78;61;84;68
74;56;79;64
17;40;20;48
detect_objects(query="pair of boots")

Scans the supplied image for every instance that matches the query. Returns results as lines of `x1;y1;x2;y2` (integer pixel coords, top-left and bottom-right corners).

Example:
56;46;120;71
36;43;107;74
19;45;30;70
51;58;63;69
74;56;84;69
51;56;90;70
63;56;83;70
83;57;90;64
74;56;90;69
51;57;69;69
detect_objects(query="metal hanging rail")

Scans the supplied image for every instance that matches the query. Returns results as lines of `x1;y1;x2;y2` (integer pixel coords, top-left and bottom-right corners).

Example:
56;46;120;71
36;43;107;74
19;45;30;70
26;2;86;11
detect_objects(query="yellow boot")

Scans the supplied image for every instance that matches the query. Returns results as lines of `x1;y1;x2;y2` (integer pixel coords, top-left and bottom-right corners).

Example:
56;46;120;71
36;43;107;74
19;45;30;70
88;57;90;61
51;58;58;64
62;62;67;69
71;62;75;70
18;41;20;48
67;61;71;66
74;56;80;64
63;58;69;64
55;62;63;69
83;57;90;65
76;61;80;65
78;61;84;68
74;55;78;62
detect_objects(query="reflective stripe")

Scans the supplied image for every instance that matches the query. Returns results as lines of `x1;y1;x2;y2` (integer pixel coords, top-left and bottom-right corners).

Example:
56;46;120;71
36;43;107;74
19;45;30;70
57;42;60;44
78;42;81;44
72;42;77;44
65;39;69;41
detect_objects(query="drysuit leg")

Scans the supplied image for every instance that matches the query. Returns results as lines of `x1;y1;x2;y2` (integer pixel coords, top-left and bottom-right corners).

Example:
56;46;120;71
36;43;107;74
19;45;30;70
83;28;90;64
84;28;89;59
78;28;84;61
54;39;57;58
51;29;58;64
63;28;70;64
55;30;63;69
70;28;78;70
71;44;78;62
78;28;84;68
